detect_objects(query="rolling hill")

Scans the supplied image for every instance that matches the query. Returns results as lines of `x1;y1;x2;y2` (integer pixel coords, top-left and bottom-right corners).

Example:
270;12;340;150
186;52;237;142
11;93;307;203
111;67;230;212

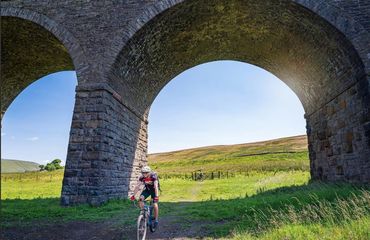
148;135;309;174
1;159;40;173
1;135;308;174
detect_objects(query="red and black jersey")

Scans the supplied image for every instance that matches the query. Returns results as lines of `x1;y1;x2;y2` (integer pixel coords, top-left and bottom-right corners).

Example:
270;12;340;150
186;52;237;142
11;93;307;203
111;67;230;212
139;172;158;191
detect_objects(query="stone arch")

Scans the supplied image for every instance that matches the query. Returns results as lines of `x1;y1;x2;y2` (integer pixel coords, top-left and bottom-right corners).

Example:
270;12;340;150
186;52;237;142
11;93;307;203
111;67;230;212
1;7;85;116
109;0;370;73
108;0;369;184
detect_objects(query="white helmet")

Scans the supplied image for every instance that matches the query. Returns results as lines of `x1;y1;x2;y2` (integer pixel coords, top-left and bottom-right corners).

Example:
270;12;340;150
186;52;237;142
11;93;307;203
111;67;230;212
141;166;151;173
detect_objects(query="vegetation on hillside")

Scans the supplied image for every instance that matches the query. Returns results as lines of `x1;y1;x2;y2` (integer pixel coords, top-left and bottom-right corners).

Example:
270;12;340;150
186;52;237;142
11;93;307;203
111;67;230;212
149;135;309;175
1;135;369;239
1;159;40;173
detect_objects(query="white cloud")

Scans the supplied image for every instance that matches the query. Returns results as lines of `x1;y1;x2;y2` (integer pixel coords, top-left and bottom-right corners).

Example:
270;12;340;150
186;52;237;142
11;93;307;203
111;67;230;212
1;132;6;137
27;137;39;141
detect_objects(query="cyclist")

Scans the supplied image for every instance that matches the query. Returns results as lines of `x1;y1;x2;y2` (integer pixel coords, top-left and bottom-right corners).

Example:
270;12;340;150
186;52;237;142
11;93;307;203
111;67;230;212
130;166;160;229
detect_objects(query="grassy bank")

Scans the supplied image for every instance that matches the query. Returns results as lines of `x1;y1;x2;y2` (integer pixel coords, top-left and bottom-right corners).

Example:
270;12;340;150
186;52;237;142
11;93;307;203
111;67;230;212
1;135;369;238
1;169;369;239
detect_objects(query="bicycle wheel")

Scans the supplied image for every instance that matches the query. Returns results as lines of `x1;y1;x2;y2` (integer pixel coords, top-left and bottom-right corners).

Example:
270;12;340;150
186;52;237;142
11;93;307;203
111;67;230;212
137;214;147;240
149;219;155;233
149;206;155;233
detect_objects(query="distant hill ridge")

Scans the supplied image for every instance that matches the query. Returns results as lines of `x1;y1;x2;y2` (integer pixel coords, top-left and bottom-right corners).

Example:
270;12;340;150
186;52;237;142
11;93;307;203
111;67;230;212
2;135;307;174
149;135;307;159
148;135;309;174
1;159;40;173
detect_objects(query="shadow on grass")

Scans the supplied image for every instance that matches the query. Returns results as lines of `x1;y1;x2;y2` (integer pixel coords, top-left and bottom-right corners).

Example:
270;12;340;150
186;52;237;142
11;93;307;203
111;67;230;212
1;181;369;240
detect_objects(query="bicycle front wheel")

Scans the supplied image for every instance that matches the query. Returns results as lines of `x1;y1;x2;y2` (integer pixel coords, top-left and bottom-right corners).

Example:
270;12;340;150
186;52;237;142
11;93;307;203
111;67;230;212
137;214;147;240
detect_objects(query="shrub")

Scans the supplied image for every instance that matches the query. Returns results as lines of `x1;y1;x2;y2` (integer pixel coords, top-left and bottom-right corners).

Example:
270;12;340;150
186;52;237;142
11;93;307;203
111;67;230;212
43;159;63;171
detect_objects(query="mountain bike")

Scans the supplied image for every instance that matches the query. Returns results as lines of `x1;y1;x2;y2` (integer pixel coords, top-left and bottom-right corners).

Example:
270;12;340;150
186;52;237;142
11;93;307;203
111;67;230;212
134;200;156;240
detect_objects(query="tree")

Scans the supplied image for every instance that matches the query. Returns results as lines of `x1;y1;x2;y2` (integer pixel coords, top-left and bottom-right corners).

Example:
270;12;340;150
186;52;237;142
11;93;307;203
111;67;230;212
43;159;63;171
45;163;56;171
51;159;63;169
39;164;45;171
51;159;61;165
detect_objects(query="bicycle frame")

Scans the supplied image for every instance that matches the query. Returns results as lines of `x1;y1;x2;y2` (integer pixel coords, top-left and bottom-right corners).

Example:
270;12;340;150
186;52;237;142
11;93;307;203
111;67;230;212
134;200;155;240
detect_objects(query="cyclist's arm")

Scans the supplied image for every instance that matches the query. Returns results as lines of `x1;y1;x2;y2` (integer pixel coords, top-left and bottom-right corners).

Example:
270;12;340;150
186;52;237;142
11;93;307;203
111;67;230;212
154;180;159;197
132;180;143;196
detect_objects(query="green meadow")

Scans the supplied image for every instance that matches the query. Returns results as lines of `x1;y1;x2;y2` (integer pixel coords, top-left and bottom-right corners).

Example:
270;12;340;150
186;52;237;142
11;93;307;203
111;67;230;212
1;135;369;239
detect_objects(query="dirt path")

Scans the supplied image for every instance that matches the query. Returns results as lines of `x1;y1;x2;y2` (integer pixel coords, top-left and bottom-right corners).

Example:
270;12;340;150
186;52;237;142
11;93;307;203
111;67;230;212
132;181;212;239
2;182;217;240
2;215;212;240
184;180;203;202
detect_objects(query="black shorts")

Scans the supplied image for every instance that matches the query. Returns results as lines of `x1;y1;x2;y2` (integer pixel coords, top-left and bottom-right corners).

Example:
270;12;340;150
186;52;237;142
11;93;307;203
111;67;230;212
140;188;158;203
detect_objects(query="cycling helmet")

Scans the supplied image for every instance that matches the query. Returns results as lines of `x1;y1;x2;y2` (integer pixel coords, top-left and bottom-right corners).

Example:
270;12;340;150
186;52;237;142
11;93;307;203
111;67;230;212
141;166;151;173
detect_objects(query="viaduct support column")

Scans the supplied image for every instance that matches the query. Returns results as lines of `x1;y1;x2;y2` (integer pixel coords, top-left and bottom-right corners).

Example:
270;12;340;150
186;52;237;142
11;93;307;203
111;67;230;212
61;83;148;206
306;76;370;183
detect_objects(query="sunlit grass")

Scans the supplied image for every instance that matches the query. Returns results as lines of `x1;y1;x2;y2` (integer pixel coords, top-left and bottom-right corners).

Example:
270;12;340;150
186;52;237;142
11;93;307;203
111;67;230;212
160;170;310;202
230;217;370;240
1;170;369;239
1;137;369;240
1;169;64;199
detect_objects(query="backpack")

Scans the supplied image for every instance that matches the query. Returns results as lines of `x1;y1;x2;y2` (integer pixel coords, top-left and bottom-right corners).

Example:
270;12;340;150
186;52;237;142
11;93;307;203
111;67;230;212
154;172;161;191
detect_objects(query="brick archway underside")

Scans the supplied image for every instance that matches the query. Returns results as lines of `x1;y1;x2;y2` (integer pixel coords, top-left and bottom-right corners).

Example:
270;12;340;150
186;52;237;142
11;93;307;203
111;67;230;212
110;0;365;116
1;17;73;115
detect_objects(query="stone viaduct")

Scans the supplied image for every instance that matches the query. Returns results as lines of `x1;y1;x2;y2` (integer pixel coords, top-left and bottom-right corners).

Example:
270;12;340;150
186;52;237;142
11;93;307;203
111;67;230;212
1;0;369;206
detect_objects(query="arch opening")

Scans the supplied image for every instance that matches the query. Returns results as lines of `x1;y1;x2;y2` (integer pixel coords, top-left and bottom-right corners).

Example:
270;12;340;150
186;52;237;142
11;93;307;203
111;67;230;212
146;60;310;198
1;71;77;171
147;60;307;153
109;0;369;184
1;16;75;117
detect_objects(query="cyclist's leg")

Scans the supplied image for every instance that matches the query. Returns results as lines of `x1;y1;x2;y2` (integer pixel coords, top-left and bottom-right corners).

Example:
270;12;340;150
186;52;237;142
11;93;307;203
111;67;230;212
139;189;150;210
150;190;159;221
153;202;159;220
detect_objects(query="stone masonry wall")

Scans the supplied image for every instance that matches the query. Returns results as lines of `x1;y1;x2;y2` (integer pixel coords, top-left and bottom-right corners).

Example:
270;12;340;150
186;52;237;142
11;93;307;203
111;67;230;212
61;83;148;206
306;76;370;183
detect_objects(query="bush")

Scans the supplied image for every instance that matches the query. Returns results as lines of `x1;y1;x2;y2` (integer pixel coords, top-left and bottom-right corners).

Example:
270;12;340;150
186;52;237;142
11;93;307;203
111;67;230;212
44;159;63;171
51;159;63;169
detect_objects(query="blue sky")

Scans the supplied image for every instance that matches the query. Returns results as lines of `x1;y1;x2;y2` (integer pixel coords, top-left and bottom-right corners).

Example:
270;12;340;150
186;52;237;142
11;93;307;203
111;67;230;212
1;61;306;164
148;61;306;153
1;71;77;165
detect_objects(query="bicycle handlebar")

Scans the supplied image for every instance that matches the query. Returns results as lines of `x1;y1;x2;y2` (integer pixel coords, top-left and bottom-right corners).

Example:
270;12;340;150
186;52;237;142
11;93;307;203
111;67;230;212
132;198;153;209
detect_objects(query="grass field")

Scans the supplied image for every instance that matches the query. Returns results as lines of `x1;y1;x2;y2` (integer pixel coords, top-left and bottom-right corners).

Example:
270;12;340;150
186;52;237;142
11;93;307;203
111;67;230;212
1;169;64;199
2;169;369;239
1;135;369;239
